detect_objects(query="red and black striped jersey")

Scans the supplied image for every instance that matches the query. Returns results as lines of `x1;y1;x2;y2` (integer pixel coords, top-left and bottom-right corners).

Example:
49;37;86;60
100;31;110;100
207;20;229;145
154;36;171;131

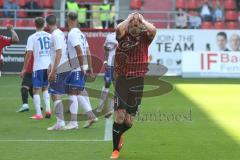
115;31;153;77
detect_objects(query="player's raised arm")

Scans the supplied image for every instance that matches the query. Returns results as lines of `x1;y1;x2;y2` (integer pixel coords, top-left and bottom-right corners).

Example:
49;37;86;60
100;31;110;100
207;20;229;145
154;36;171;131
141;15;157;39
7;24;19;43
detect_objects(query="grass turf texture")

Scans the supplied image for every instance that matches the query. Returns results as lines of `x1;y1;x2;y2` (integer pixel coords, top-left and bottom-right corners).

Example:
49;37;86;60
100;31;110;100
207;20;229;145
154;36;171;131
0;75;240;160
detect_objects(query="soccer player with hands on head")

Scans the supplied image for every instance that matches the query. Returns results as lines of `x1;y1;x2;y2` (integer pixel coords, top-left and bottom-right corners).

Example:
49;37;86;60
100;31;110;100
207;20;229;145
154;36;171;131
110;12;156;159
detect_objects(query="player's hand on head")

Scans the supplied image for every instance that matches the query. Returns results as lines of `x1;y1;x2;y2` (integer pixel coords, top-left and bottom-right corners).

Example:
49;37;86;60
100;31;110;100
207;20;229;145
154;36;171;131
127;13;135;21
138;13;144;23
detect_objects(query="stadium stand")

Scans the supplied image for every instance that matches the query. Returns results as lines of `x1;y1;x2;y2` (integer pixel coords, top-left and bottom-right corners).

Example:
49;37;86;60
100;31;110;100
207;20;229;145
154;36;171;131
214;21;225;29
176;0;186;9
188;0;198;10
0;0;3;8
143;0;174;28
175;0;240;29
0;0;239;29
43;0;54;8
201;21;213;29
2;19;14;27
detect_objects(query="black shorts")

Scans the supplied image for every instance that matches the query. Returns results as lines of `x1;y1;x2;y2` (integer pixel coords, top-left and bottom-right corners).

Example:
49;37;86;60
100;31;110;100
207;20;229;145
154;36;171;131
114;76;144;116
21;73;33;87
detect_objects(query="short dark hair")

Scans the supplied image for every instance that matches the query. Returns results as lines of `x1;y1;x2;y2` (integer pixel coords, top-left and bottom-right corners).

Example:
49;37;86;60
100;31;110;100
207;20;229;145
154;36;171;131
217;32;227;40
46;15;56;26
67;12;78;21
35;17;45;29
116;19;124;25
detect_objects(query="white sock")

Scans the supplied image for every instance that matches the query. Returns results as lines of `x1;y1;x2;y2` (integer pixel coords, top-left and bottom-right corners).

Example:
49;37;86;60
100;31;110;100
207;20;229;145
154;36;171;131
54;100;65;125
33;94;42;115
68;95;78;125
77;95;92;113
82;89;91;105
99;86;110;107
43;90;51;113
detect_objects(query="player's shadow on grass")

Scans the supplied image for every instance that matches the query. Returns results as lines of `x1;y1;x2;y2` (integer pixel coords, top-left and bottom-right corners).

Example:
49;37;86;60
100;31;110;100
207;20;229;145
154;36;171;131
59;63;174;121
125;79;240;160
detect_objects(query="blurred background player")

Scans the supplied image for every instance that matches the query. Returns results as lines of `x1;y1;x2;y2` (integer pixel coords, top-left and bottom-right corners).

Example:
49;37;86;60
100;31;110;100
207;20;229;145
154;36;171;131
110;13;156;159
64;12;97;130
45;15;69;130
0;25;19;77
96;19;123;117
16;51;34;112
25;17;51;120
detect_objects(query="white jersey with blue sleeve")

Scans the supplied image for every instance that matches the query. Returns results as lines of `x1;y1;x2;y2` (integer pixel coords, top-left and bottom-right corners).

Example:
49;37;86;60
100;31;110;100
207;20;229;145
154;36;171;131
26;31;51;71
67;28;89;71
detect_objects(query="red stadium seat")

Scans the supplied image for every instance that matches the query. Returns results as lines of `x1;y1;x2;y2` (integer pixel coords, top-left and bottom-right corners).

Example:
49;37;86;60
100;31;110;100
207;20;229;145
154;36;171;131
0;0;4;8
18;9;27;18
130;0;142;10
176;0;186;9
214;21;225;29
28;19;35;27
18;0;27;7
201;21;213;29
16;19;27;27
226;21;238;29
225;11;238;21
43;0;54;8
188;0;198;10
2;19;14;27
224;0;236;10
36;0;41;6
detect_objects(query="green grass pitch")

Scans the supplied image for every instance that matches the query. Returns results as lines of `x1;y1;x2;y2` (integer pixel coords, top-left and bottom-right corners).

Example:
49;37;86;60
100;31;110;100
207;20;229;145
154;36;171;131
0;75;240;160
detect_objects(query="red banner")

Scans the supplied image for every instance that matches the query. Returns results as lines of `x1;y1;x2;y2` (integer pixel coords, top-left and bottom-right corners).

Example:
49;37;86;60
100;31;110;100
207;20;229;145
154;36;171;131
83;29;114;73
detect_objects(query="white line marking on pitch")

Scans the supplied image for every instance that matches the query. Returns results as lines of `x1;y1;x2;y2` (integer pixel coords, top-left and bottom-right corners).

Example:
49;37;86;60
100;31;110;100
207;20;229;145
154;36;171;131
104;115;113;141
0;139;106;142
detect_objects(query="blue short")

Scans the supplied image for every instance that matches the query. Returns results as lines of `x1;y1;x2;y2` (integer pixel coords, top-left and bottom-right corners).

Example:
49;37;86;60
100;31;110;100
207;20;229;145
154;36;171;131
32;69;48;88
104;66;114;83
64;71;85;92
48;71;70;95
